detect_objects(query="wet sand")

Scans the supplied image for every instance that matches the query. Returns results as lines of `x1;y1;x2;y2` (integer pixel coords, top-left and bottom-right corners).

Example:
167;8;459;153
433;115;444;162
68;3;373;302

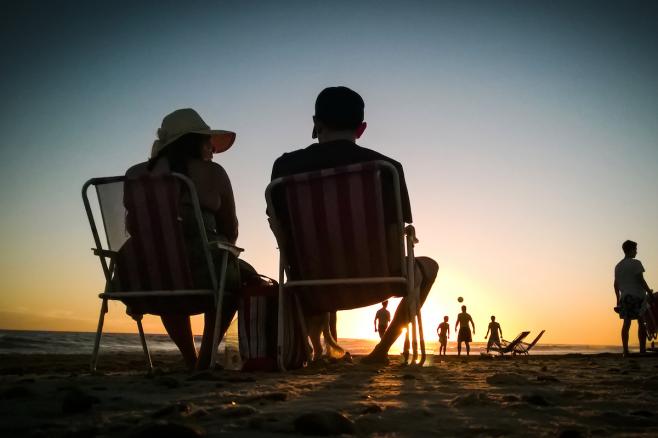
1;352;658;437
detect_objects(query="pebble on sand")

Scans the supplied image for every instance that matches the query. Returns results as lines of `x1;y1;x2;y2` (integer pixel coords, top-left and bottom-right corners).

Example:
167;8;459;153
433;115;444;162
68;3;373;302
62;388;100;414
129;421;204;438
294;411;355;436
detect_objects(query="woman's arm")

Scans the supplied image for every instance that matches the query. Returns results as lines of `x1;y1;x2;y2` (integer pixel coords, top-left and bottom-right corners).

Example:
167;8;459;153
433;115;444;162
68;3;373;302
213;164;239;244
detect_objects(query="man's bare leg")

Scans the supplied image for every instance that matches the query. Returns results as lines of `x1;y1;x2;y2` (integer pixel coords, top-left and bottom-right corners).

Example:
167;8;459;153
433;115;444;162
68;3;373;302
621;318;632;356
363;257;438;363
638;318;647;354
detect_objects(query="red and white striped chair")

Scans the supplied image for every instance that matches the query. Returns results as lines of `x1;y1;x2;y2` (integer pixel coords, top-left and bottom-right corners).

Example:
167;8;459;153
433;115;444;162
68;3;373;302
266;160;425;369
82;173;242;372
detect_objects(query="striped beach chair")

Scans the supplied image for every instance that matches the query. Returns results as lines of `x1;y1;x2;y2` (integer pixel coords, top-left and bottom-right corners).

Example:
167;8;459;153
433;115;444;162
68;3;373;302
82;173;242;372
266;160;425;369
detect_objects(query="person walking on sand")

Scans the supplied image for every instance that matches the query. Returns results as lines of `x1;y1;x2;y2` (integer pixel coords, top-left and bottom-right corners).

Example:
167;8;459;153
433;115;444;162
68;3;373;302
614;240;654;356
455;305;475;356
485;315;503;353
374;301;391;339
436;316;450;355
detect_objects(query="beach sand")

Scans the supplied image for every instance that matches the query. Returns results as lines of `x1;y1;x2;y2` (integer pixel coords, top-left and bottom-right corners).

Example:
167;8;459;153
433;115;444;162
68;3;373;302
1;352;657;437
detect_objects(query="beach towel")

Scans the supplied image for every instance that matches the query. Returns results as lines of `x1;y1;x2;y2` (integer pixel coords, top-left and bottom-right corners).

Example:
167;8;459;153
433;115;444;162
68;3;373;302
238;276;306;371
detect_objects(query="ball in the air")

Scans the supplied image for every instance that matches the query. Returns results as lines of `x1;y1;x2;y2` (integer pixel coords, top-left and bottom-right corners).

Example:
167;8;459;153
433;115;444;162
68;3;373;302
457;296;464;303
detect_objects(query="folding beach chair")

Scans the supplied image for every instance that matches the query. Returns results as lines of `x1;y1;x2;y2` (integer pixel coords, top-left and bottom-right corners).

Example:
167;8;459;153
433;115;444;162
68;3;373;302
513;330;545;355
489;331;530;356
82;173;242;372
265;160;425;370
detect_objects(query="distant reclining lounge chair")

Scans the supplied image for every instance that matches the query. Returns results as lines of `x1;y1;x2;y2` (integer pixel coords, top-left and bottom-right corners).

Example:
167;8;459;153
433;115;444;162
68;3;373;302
489;331;530;356
265;160;425;370
513;330;545;355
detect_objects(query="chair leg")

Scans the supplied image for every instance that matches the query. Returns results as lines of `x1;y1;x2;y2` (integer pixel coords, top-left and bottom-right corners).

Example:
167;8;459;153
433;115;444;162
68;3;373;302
417;308;426;366
134;316;153;372
90;299;108;373
294;294;312;363
210;252;229;370
411;317;418;364
277;259;286;371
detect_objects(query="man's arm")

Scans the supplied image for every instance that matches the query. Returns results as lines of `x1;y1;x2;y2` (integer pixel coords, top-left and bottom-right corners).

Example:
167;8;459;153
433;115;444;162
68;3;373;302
485;326;490;339
455;319;460;331
374;315;379;332
470;317;475;335
499;326;503;338
614;279;620;304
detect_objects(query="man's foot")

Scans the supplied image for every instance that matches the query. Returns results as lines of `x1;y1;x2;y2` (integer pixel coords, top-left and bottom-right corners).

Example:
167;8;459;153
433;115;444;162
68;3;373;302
361;351;389;365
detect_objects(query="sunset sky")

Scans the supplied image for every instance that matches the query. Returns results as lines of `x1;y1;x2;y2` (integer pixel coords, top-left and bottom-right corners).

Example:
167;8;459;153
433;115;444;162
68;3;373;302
1;1;657;348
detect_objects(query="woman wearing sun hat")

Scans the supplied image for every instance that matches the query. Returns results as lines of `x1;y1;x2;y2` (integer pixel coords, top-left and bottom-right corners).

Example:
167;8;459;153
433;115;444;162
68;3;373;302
121;108;253;370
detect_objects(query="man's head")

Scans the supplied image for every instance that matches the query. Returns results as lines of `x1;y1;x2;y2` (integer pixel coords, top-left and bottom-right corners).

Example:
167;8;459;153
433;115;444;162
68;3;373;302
312;86;367;142
622;240;638;258
382;300;388;309
461;305;467;312
491;315;496;322
443;316;449;322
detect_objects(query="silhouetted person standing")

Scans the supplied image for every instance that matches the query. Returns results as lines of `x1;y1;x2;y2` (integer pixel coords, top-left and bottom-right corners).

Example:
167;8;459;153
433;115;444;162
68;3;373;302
455;305;475;356
374;301;391;339
436;316;450;355
614;240;653;356
485;315;503;353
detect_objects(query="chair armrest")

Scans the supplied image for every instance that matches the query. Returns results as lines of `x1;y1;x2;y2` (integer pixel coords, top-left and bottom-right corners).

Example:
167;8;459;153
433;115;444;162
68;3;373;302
405;225;419;244
92;248;118;258
208;241;244;257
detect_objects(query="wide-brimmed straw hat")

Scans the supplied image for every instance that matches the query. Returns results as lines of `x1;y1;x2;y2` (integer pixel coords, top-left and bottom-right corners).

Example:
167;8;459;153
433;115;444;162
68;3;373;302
150;108;236;158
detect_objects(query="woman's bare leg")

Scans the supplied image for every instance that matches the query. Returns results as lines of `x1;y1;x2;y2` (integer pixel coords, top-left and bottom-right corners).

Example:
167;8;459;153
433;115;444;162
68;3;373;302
196;295;239;370
161;315;197;369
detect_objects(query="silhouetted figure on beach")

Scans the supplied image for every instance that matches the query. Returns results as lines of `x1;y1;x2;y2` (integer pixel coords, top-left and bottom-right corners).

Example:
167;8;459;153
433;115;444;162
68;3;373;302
436;316;450;355
485;315;503;353
455;305;475;356
120;109;261;370
270;86;439;363
614;240;654;356
374;301;391;339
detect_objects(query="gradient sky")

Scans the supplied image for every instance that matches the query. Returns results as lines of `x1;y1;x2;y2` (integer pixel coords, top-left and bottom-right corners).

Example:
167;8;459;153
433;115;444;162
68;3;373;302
1;1;657;348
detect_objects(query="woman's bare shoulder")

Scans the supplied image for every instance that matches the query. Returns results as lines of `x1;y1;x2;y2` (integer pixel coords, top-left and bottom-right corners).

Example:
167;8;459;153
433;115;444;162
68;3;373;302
189;160;230;180
125;161;149;178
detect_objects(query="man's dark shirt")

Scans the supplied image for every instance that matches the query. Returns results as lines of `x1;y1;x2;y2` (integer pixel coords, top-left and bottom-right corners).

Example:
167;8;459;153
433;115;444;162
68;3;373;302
270;140;412;222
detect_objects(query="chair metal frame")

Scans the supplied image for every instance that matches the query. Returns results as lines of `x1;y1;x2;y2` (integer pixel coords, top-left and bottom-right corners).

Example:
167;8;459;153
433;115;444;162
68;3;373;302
489;331;531;356
265;160;425;370
513;330;545;355
82;173;242;372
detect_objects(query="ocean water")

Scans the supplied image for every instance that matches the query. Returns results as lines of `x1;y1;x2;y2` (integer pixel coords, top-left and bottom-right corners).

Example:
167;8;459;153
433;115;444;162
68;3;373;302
0;329;623;356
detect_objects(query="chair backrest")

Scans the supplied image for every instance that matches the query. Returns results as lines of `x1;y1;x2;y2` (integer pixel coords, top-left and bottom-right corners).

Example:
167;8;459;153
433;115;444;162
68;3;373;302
505;331;531;350
266;161;406;282
82;173;214;292
526;330;545;349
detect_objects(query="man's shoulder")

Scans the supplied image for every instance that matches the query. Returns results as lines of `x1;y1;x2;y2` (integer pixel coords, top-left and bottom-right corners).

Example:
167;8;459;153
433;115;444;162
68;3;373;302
272;141;404;179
